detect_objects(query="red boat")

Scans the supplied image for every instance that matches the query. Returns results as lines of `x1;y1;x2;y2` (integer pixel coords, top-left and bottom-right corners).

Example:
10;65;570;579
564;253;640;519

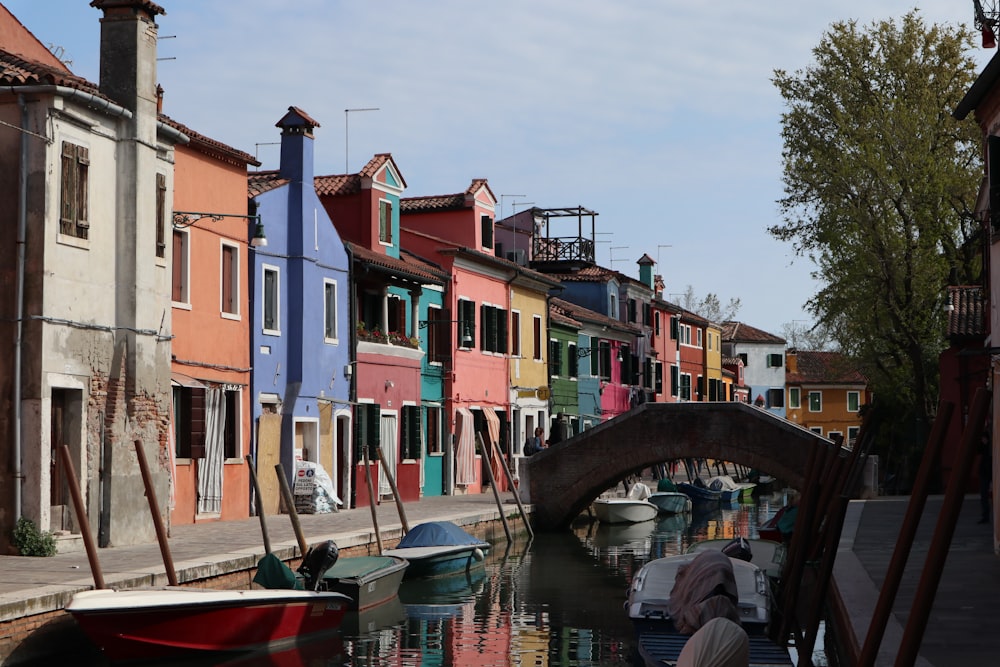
66;587;351;662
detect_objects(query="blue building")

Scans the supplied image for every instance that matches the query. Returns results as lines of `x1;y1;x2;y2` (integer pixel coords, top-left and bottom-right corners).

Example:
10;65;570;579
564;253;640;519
248;107;351;514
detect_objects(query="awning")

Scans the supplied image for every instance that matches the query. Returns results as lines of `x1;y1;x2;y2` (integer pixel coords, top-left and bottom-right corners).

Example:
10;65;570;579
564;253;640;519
171;372;206;388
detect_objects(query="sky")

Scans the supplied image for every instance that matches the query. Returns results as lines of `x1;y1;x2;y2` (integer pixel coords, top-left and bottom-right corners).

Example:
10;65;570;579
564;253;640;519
5;1;996;334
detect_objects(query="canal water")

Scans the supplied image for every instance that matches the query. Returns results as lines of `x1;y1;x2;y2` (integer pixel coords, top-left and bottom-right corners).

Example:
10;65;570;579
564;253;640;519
43;489;836;666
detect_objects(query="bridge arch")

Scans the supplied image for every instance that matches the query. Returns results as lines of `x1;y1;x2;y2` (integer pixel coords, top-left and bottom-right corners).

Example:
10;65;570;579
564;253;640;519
520;402;841;529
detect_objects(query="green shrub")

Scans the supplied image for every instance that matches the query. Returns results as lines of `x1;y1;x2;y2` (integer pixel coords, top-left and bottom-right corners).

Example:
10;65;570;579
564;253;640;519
12;517;56;557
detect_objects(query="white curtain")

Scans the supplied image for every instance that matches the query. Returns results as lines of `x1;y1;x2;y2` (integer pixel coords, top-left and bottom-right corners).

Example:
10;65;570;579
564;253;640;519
455;408;476;485
483;408;505;491
379;414;397;497
197;388;225;514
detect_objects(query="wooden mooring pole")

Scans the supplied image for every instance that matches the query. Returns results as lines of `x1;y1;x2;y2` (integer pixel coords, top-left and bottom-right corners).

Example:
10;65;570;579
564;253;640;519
133;440;178;586
58;444;105;590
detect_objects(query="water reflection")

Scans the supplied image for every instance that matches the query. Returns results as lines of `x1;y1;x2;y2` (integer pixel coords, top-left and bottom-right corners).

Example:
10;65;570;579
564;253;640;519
36;494;803;666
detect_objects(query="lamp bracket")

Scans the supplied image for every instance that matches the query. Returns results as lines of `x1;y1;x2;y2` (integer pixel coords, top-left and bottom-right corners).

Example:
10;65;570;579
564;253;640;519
173;210;260;229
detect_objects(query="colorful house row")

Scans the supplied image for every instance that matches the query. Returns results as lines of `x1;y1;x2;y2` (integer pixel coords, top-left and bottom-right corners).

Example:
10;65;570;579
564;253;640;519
0;1;872;553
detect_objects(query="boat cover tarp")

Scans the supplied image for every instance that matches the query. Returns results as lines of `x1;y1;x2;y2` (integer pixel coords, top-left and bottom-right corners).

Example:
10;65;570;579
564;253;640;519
708;475;740;492
666;550;741;634
396;521;487;549
657;477;678;492
677;617;750;667
628;482;651;500
253;553;301;590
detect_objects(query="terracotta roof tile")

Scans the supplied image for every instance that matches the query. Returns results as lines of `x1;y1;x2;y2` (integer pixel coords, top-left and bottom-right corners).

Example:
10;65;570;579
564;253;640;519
947;286;985;338
0;47;99;92
346;242;446;285
90;0;166;16
160;114;259;167
248;170;289;197
276;106;321;129
549;301;583;328
721;321;785;345
314;174;360;196
786;350;866;385
400;193;466;213
550;297;642;335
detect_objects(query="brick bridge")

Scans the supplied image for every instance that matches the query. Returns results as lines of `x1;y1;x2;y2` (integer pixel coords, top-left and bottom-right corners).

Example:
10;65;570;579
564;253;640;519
520;402;839;529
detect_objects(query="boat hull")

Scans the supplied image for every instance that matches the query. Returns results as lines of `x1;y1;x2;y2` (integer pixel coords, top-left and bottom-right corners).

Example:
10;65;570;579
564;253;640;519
382;544;489;579
319;555;408;610
67;588;350;662
676;482;722;504
592;498;658;524
648;492;692;514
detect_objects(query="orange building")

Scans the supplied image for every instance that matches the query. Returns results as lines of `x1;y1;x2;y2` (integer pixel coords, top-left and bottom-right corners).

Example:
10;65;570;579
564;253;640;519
167;117;259;524
785;349;870;446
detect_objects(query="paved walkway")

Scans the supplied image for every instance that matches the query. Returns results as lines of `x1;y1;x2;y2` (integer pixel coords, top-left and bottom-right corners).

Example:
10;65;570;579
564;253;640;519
0;491;996;666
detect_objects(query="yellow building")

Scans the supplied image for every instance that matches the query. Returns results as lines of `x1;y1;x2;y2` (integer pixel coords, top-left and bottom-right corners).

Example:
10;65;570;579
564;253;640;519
785;350;869;446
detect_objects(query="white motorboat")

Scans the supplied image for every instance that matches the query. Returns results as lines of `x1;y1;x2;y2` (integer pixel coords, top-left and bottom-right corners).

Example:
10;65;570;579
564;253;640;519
592;483;659;524
626;550;771;635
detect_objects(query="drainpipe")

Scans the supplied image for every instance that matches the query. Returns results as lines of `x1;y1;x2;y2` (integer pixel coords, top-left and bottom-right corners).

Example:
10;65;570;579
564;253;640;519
345;243;357;508
13;93;27;520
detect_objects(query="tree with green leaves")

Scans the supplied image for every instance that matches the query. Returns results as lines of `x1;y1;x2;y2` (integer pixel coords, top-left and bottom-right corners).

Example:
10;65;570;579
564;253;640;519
770;11;982;489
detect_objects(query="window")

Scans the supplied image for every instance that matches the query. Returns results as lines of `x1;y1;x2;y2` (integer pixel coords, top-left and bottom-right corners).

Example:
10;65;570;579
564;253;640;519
696;329;702;347
598;341;612;381
654;362;663;394
827;431;843;445
480;304;508;353
671;365;679;396
568;343;578;377
60;141;89;239
767;353;784;368
655;312;661;336
847;426;860;446
223;389;239;459
847;391;860;412
533;315;542;360
401;405;422;460
808;391;822;412
481;215;493;249
670;316;678;340
426;407;442;455
156;173;166;258
323;279;338;342
378;199;393;244
458;299;476;348
643;303;651;326
788;387;801;409
609;294;618;319
263;265;280;333
173;386;204;459
353;403;381;461
627;298;637;323
387;295;405;335
426;306;451;364
548;339;561;376
221;243;238;317
738;353;748;367
810;426;823;435
510;311;521;357
679;373;692;400
767;387;785;408
172;230;189;304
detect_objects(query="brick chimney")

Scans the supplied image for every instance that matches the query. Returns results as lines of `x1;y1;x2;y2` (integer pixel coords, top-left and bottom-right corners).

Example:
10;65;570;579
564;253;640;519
91;0;164;119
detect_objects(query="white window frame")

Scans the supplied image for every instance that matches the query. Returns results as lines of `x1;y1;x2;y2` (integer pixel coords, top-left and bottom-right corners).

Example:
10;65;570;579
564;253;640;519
378;198;393;245
827;430;843;445
810;426;823;435
323;278;339;344
847;390;860;412
220;240;240;320
788;387;801;409
696;328;703;348
808;391;822;412
262;264;281;335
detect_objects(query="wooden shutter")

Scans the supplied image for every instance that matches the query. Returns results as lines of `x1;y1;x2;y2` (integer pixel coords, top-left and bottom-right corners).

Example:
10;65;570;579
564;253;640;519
156;173;166;257
75;146;89;229
221;246;235;314
189;387;206;459
172;231;184;302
